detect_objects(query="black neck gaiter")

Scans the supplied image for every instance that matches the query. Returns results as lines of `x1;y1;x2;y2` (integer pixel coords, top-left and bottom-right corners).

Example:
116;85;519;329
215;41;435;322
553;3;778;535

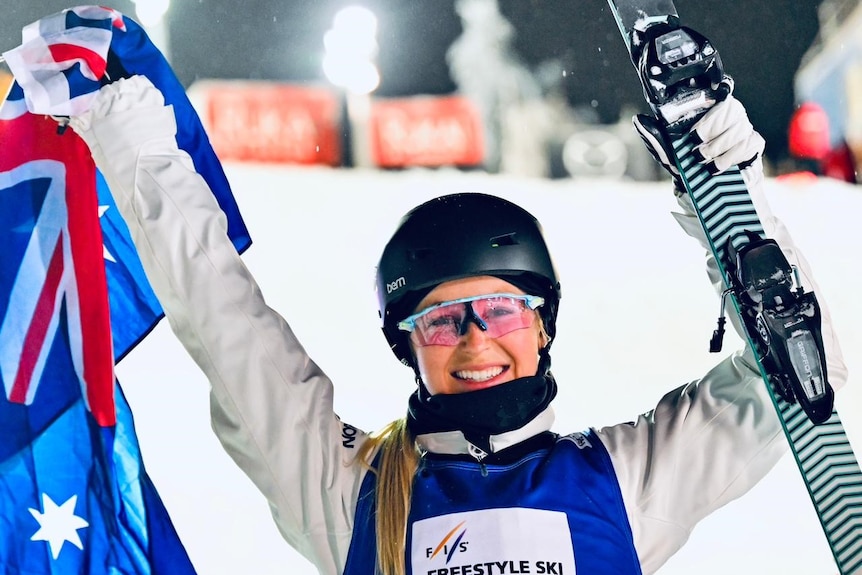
406;351;557;454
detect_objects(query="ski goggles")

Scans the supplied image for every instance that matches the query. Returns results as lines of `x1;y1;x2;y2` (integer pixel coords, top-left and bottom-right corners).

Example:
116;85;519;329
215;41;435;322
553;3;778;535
397;293;545;347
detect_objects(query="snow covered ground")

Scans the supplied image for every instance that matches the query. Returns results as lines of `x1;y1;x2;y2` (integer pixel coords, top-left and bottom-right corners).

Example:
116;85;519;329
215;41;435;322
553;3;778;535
116;165;862;575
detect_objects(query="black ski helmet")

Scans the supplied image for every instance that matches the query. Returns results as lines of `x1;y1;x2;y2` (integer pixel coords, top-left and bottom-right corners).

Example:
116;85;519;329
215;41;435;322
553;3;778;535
376;193;561;367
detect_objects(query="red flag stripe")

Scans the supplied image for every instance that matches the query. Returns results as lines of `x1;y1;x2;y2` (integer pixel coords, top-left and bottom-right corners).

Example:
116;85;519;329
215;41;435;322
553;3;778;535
9;235;65;404
47;43;107;80
64;123;116;426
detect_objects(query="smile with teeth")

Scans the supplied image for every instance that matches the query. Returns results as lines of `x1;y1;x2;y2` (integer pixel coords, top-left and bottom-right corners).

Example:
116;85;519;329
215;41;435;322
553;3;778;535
454;366;506;382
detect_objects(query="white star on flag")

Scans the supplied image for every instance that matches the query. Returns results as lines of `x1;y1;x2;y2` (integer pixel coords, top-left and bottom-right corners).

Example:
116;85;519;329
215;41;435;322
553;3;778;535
29;493;89;559
98;204;116;263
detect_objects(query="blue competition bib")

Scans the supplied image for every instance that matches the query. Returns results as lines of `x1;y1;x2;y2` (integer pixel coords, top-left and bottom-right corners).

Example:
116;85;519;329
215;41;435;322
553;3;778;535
345;431;642;575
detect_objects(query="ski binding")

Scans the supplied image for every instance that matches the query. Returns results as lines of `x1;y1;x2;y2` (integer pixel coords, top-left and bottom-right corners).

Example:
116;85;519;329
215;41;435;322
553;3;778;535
712;231;834;424
630;16;835;424
630;15;725;133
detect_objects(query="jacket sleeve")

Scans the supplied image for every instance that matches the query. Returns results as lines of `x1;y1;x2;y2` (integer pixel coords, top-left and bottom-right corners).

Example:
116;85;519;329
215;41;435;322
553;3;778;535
596;162;849;574
69;75;369;575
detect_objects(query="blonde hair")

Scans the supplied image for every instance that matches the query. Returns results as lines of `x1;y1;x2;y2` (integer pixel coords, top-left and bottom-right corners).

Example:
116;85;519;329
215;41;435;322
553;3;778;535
357;418;420;575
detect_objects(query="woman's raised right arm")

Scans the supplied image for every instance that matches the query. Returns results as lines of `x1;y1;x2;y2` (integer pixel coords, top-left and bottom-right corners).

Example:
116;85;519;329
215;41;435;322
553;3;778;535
69;75;369;575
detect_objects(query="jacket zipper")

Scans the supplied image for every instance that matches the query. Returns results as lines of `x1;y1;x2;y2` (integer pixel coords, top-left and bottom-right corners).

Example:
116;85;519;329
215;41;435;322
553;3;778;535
467;442;489;477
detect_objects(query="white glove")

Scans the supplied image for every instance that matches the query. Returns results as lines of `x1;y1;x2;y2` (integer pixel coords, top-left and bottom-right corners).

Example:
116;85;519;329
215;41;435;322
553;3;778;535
633;80;765;184
688;93;765;173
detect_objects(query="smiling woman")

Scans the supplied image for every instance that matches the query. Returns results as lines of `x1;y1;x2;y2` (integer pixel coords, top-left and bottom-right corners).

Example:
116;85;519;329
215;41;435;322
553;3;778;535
380;206;562;451
376;193;561;397
407;284;546;394
58;70;847;575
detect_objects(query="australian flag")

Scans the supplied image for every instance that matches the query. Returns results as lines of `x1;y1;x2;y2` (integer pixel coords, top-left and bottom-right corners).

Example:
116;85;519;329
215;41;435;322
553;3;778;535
0;6;250;573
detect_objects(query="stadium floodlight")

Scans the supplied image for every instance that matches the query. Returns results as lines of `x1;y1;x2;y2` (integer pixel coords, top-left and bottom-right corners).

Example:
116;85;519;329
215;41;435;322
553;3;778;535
323;6;379;95
133;0;170;28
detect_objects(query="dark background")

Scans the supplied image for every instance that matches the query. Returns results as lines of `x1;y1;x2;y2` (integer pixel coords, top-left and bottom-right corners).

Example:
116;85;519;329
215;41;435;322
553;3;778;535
1;0;824;163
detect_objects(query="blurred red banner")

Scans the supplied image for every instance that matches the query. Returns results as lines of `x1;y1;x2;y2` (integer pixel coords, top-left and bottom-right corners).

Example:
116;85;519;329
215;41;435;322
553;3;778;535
191;81;342;166
369;95;484;168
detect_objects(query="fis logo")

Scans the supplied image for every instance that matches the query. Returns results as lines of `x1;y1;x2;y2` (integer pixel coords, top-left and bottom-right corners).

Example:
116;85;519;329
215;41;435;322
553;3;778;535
426;521;469;564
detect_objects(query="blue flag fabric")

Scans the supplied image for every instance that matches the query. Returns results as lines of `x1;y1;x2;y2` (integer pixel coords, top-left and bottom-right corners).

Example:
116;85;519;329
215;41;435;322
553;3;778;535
0;6;252;572
95;168;165;361
101;14;252;270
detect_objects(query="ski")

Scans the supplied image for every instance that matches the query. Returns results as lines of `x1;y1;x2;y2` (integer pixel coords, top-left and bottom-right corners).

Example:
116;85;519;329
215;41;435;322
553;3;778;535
605;1;862;573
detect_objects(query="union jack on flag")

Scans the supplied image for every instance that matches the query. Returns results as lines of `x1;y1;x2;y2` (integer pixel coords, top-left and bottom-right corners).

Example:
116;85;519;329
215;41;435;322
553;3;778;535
0;5;250;573
3;6;125;116
0;89;114;425
2;5;248;252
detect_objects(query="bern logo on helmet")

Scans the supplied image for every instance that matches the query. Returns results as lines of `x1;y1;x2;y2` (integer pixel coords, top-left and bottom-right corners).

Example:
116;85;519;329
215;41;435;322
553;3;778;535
387;276;406;294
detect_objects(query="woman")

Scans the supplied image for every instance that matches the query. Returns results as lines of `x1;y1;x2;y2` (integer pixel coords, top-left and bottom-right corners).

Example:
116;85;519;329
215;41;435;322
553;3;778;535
67;75;845;575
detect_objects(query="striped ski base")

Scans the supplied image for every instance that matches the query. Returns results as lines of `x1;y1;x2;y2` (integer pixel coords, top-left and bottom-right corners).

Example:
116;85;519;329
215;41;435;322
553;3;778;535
673;134;862;575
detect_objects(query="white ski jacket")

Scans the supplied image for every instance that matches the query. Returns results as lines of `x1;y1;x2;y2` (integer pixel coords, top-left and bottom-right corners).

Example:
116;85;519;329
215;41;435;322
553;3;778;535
69;75;847;575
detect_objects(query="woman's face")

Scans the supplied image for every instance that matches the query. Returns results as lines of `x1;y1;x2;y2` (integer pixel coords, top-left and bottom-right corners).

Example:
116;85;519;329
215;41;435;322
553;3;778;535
410;276;545;395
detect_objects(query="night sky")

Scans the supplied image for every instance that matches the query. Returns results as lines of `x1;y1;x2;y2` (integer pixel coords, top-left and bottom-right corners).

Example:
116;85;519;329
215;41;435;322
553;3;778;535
2;0;824;162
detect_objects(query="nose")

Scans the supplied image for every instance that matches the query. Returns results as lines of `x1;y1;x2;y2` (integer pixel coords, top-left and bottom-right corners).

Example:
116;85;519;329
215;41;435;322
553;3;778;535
458;302;487;336
459;320;491;349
